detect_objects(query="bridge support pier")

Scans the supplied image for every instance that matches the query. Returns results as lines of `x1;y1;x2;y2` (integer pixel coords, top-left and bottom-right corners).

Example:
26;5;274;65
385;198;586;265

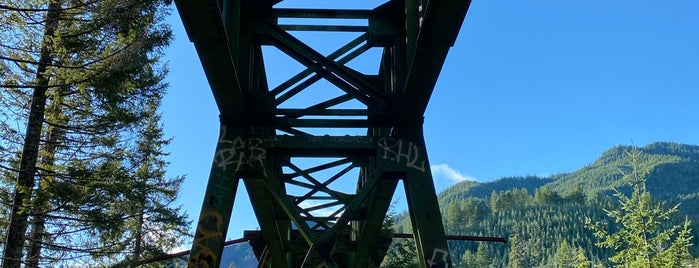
174;0;472;267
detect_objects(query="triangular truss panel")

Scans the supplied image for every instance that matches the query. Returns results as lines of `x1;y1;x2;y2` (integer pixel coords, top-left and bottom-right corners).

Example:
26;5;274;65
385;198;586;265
174;0;472;267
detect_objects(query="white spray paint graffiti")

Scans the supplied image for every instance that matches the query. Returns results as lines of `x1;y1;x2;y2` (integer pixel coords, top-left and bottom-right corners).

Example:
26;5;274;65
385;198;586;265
426;248;450;267
377;138;426;172
214;126;267;176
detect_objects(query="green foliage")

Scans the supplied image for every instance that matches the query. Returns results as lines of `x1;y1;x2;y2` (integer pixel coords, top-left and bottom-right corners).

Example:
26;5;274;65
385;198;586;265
117;109;190;266
458;242;491;268
564;185;587;205
0;0;188;266
507;233;534;268
440;176;553;203
555;240;577;268
533;186;562;205
475;242;492;267
575;247;592;268
490;188;531;213
550;142;699;219
381;238;419;268
415;142;699;267
585;149;694;267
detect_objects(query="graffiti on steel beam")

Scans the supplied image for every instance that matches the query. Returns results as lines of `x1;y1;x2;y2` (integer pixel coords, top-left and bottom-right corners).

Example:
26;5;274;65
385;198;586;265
378;138;426;172
426;248;450;268
190;209;224;267
215;126;267;176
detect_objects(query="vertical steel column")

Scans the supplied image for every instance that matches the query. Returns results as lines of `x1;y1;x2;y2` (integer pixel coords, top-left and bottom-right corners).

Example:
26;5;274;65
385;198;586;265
400;128;452;268
188;125;243;267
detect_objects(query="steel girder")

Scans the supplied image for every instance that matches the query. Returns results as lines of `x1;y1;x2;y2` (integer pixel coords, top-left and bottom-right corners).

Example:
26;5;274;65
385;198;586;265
174;0;471;267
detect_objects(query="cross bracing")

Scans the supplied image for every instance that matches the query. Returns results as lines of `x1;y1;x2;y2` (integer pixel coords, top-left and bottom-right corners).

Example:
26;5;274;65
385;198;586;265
174;0;472;267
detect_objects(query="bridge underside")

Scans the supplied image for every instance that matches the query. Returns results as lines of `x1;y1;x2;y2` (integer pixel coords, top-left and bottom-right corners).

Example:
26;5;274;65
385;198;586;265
174;0;471;267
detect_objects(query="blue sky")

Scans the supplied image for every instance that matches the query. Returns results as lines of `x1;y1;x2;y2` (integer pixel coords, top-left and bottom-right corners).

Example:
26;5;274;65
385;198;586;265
161;0;699;245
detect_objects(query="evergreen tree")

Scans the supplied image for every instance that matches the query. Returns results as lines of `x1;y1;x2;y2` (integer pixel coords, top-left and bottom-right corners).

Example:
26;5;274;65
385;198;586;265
586;149;694;267
534;186;561;205
446;200;462;230
0;0;186;266
381;238;419;268
564;185;587;205
474;242;491;267
575;247;592;268
457;243;490;268
109;105;190;267
554;240;576;268
507;234;530;268
379;203;416;268
1;2;62;265
459;249;475;268
460;197;485;225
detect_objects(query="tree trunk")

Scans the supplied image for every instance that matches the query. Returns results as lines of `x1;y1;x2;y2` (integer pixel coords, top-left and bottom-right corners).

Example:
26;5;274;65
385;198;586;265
2;1;61;267
25;186;47;268
131;170;150;268
26;90;66;268
131;209;144;267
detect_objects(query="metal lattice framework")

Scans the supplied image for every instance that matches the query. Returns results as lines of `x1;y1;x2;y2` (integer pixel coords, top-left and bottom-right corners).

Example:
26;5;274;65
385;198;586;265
174;0;471;267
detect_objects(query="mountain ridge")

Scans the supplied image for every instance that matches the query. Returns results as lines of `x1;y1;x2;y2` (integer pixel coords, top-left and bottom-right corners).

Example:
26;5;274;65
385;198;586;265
441;141;699;217
410;141;699;266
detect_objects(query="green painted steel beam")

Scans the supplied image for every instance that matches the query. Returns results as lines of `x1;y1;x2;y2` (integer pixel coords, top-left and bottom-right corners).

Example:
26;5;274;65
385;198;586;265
274;8;375;19
271;34;367;97
218;117;395;129
399;129;452;268
276;108;373;117
401;0;472;116
177;1;474;267
187;125;244;268
352;175;399;267
279;25;369;32
274;46;375;106
275;118;387;128
174;0;245;114
259;21;388;104
299;164;387;267
244;178;290;267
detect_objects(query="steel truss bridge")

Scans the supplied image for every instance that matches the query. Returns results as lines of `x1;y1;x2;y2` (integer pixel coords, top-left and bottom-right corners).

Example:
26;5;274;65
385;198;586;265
174;0;472;267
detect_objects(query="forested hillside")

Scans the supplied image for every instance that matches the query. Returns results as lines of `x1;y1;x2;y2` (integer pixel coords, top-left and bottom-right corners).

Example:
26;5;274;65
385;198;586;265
391;142;699;267
549;142;699;218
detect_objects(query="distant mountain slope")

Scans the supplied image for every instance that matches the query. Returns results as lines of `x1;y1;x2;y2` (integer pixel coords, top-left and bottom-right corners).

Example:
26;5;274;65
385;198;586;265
438;176;554;204
413;142;699;266
441;142;699;217
220;243;259;267
547;142;699;217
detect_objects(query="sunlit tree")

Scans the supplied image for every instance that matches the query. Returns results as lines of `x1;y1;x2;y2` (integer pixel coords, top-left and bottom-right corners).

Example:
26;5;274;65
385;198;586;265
586;149;693;267
0;0;188;266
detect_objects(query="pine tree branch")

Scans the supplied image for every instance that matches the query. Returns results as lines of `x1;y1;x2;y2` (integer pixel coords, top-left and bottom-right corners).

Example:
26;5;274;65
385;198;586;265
0;55;98;70
0;0;101;13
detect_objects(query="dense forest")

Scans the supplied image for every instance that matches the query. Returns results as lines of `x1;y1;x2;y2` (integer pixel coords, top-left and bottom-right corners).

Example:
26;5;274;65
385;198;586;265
388;142;699;267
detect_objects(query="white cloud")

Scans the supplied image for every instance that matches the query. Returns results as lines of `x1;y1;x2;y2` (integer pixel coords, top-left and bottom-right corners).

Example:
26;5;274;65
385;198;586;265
431;163;476;184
